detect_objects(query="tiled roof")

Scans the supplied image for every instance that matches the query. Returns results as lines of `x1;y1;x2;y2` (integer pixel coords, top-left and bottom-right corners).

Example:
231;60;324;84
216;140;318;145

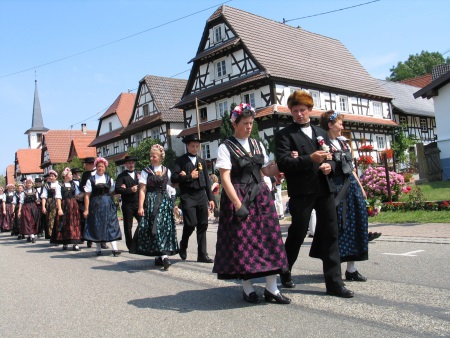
71;138;97;159
190;37;241;63
432;63;450;80
414;71;450;99
399;74;432;88
141;75;187;122
199;5;392;99
379;80;434;117
100;92;136;128
43;130;97;164
178;104;398;137
16;149;43;174
89;128;123;147
6;164;16;186
121;113;161;136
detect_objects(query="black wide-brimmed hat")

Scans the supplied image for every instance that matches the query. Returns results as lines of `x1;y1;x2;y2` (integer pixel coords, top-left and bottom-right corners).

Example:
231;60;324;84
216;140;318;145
115;155;139;165
182;134;204;144
71;168;83;174
82;157;95;164
34;177;42;183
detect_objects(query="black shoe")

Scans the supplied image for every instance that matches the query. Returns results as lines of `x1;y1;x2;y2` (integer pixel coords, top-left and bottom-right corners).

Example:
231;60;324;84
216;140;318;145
101;243;109;249
345;270;367;282
326;285;354;298
163;258;171;270
243;291;261;304
17;235;23;240
368;232;382;242
87;241;92;248
95;251;102;256
280;271;295;288
73;245;81;251
179;247;187;260
155;257;163;266
112;250;121;257
62;245;68;250
197;255;213;263
264;289;291;304
31;237;36;243
27;237;32;242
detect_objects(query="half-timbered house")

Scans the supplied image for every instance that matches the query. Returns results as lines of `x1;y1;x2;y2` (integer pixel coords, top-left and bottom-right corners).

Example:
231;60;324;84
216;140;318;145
88;92;136;166
175;5;397;168
119;75;187;160
380;80;436;144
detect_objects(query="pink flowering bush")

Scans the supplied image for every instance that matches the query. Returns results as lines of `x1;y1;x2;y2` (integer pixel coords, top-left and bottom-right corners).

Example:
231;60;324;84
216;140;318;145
360;166;405;202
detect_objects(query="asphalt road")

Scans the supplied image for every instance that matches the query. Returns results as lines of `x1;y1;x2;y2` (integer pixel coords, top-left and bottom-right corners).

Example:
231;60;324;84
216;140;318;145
0;222;449;338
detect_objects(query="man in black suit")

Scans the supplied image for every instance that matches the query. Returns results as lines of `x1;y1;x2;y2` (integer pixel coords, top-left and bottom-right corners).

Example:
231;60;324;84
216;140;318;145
275;90;354;298
115;155;141;250
171;134;215;263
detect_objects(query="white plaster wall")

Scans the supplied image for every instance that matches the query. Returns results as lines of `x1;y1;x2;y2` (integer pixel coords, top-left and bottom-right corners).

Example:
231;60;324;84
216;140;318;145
433;83;450;159
99;115;122;135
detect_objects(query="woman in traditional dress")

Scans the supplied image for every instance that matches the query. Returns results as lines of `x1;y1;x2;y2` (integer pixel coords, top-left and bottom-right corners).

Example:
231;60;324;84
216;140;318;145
83;157;122;256
41;170;63;240
131;144;178;269
51;168;82;251
0;187;5;231
2;184;16;233
213;103;290;304
12;184;24;238
18;177;40;243
319;110;369;282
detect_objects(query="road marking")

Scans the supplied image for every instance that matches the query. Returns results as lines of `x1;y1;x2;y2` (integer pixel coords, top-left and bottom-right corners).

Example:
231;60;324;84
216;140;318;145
383;250;425;257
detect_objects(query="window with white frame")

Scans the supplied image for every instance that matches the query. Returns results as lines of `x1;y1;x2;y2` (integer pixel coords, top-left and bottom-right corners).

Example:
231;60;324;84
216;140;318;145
420;118;427;131
214;25;223;43
136;133;143;146
310;90;320;108
124;139;129;151
376;136;385;149
151;128;160;140
102;146;109;156
201;143;211;159
218;100;228;118
216;60;227;78
113;142;119;154
200;108;208;122
243;93;255;108
373;102;382;117
108;122;113;132
399;116;407;130
339;96;348;112
143;104;149;117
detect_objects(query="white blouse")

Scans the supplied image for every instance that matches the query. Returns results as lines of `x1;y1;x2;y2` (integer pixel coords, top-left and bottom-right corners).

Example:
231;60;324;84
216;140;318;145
139;166;172;185
41;182;62;199
84;174;115;193
216;138;269;170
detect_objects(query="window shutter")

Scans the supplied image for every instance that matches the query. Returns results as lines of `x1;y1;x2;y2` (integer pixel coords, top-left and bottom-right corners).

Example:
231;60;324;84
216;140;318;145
209;62;215;82
208;29;213;47
226;57;232;75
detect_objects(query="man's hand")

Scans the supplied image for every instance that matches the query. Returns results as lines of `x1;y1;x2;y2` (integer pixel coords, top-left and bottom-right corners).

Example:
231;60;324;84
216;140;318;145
131;185;138;193
310;150;329;163
319;163;332;175
191;169;199;179
179;171;186;177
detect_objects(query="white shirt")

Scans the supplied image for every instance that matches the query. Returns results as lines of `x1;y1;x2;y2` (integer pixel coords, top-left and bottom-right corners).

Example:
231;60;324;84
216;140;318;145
41;182;62;199
0;193;5;201
20;189;39;204
84;174;115;193
216;138;269;170
139;166;172;185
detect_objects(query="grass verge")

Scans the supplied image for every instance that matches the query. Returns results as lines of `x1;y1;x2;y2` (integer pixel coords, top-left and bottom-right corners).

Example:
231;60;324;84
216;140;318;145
371;210;450;223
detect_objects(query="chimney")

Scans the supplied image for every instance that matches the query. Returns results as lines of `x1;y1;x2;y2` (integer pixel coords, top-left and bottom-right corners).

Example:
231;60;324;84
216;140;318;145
81;123;87;134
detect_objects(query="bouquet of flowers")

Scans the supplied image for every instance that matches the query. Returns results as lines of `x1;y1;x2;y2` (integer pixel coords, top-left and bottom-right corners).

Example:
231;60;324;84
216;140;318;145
366;199;382;216
316;136;330;152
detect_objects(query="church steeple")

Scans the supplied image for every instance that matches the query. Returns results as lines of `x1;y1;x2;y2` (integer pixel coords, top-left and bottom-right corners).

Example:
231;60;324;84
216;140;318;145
25;79;49;149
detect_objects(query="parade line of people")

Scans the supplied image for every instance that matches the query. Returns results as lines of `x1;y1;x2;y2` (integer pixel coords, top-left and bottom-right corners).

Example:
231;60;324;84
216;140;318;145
1;91;377;304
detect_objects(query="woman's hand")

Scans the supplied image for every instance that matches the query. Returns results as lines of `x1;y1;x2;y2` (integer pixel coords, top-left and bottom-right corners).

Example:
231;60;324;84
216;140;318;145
291;151;299;158
138;207;144;217
58;209;64;216
83;210;89;218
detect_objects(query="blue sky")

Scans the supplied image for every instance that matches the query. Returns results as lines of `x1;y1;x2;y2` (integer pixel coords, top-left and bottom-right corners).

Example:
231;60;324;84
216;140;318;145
1;0;449;174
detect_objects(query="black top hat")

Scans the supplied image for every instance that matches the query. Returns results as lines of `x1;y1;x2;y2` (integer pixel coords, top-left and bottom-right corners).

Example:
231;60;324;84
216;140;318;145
43;173;49;178
182;134;204;144
115;155;139;165
34;177;42;183
71;167;83;174
82;157;95;164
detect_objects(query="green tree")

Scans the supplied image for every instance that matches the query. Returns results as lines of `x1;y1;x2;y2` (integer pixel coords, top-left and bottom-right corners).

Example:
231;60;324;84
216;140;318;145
391;127;417;168
0;175;5;187
127;138;177;171
388;50;450;81
54;157;116;179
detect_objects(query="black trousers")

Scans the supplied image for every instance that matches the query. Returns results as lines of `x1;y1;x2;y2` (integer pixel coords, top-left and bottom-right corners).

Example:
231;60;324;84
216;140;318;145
121;201;140;250
287;192;343;289
179;190;209;256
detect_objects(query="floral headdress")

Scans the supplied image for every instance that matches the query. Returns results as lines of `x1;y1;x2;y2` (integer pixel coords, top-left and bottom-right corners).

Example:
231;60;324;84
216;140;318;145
6;183;15;190
151;144;165;159
230;103;256;123
48;169;58;178
329;111;340;121
94;157;109;168
62;167;72;177
26;176;34;183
